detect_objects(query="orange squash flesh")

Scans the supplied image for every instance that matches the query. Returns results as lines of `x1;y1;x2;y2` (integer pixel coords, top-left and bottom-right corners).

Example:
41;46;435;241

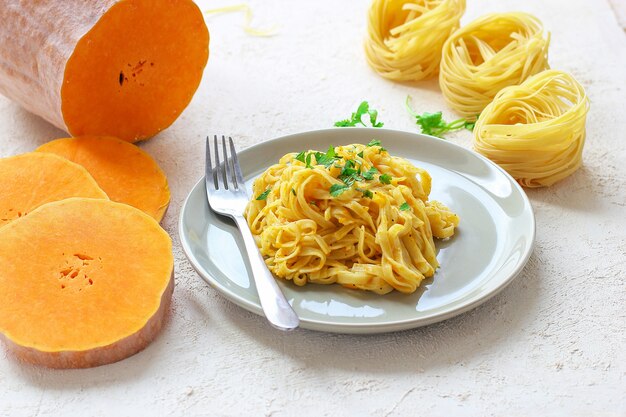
0;198;174;368
37;136;170;222
0;0;209;142
0;153;108;228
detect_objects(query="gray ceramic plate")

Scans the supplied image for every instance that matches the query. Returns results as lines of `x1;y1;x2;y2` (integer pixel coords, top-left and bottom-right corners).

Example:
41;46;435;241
179;128;535;334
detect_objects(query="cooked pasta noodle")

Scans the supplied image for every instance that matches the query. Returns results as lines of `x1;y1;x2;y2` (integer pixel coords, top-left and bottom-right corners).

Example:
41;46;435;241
244;143;459;294
440;12;550;117
473;69;589;188
204;4;277;37
364;0;465;82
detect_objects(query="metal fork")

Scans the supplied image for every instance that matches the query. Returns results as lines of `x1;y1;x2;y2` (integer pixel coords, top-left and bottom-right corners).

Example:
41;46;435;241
205;135;299;331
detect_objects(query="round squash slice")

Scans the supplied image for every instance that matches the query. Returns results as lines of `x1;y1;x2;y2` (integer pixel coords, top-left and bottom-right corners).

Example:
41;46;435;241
0;152;108;228
0;198;174;368
37;136;170;222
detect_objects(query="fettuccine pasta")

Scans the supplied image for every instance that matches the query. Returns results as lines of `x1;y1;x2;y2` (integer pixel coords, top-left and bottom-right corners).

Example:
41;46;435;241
473;69;589;188
440;12;550;118
244;142;459;294
365;0;465;82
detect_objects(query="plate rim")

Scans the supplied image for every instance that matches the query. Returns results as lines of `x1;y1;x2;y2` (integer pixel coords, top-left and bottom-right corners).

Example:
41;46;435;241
179;127;536;333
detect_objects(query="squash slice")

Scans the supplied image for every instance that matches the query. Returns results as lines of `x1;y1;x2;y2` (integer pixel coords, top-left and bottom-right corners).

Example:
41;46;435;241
0;198;174;368
0;153;108;228
37;136;170;221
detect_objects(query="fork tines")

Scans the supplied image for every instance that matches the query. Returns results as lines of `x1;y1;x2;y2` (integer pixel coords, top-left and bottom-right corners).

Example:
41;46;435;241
206;135;245;191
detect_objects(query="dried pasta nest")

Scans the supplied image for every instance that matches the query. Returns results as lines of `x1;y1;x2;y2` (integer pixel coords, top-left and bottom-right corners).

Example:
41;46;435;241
440;12;550;118
365;0;466;82
473;69;589;188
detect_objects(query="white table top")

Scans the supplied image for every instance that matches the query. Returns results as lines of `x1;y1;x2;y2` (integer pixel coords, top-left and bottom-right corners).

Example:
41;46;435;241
1;0;625;415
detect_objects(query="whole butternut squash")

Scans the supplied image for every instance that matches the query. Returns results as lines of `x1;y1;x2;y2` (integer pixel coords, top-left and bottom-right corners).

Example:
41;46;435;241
0;198;174;368
0;0;209;142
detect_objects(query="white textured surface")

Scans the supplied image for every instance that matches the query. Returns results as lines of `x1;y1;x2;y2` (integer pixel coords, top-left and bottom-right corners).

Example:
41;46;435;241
1;0;625;416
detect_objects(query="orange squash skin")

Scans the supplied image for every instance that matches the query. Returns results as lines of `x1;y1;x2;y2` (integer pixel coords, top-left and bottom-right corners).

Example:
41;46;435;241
0;198;174;368
0;0;209;142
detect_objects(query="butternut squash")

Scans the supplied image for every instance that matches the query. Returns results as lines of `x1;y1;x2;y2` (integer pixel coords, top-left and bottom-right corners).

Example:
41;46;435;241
0;198;174;368
0;0;209;142
37;136;170;222
0;153;108;228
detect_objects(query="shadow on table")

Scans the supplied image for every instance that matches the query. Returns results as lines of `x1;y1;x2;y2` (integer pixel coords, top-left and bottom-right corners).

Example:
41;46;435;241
3;105;67;149
215;250;543;374
2;250;541;388
524;165;608;213
1;297;176;389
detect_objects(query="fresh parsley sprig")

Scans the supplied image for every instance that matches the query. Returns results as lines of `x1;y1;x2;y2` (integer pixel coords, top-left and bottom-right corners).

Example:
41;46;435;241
405;96;476;139
335;101;384;128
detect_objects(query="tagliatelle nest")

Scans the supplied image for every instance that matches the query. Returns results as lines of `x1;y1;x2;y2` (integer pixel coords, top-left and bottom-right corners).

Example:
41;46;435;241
365;0;466;82
440;12;550;118
473;69;589;188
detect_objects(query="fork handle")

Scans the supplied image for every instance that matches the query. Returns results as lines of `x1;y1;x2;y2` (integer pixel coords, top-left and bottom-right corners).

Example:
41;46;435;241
232;215;300;331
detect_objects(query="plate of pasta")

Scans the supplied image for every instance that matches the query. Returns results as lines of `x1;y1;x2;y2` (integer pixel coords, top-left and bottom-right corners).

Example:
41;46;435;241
179;128;535;333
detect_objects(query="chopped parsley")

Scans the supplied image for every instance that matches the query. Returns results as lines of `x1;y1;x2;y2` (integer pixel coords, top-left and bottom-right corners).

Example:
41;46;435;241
379;173;392;184
362;167;378;180
338;159;362;185
399;202;411;211
359;189;374;198
295;143;394;198
334;101;384;128
314;145;340;168
294;146;341;169
256;189;271;200
405;95;477;139
366;138;386;152
305;152;313;168
329;183;350;197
